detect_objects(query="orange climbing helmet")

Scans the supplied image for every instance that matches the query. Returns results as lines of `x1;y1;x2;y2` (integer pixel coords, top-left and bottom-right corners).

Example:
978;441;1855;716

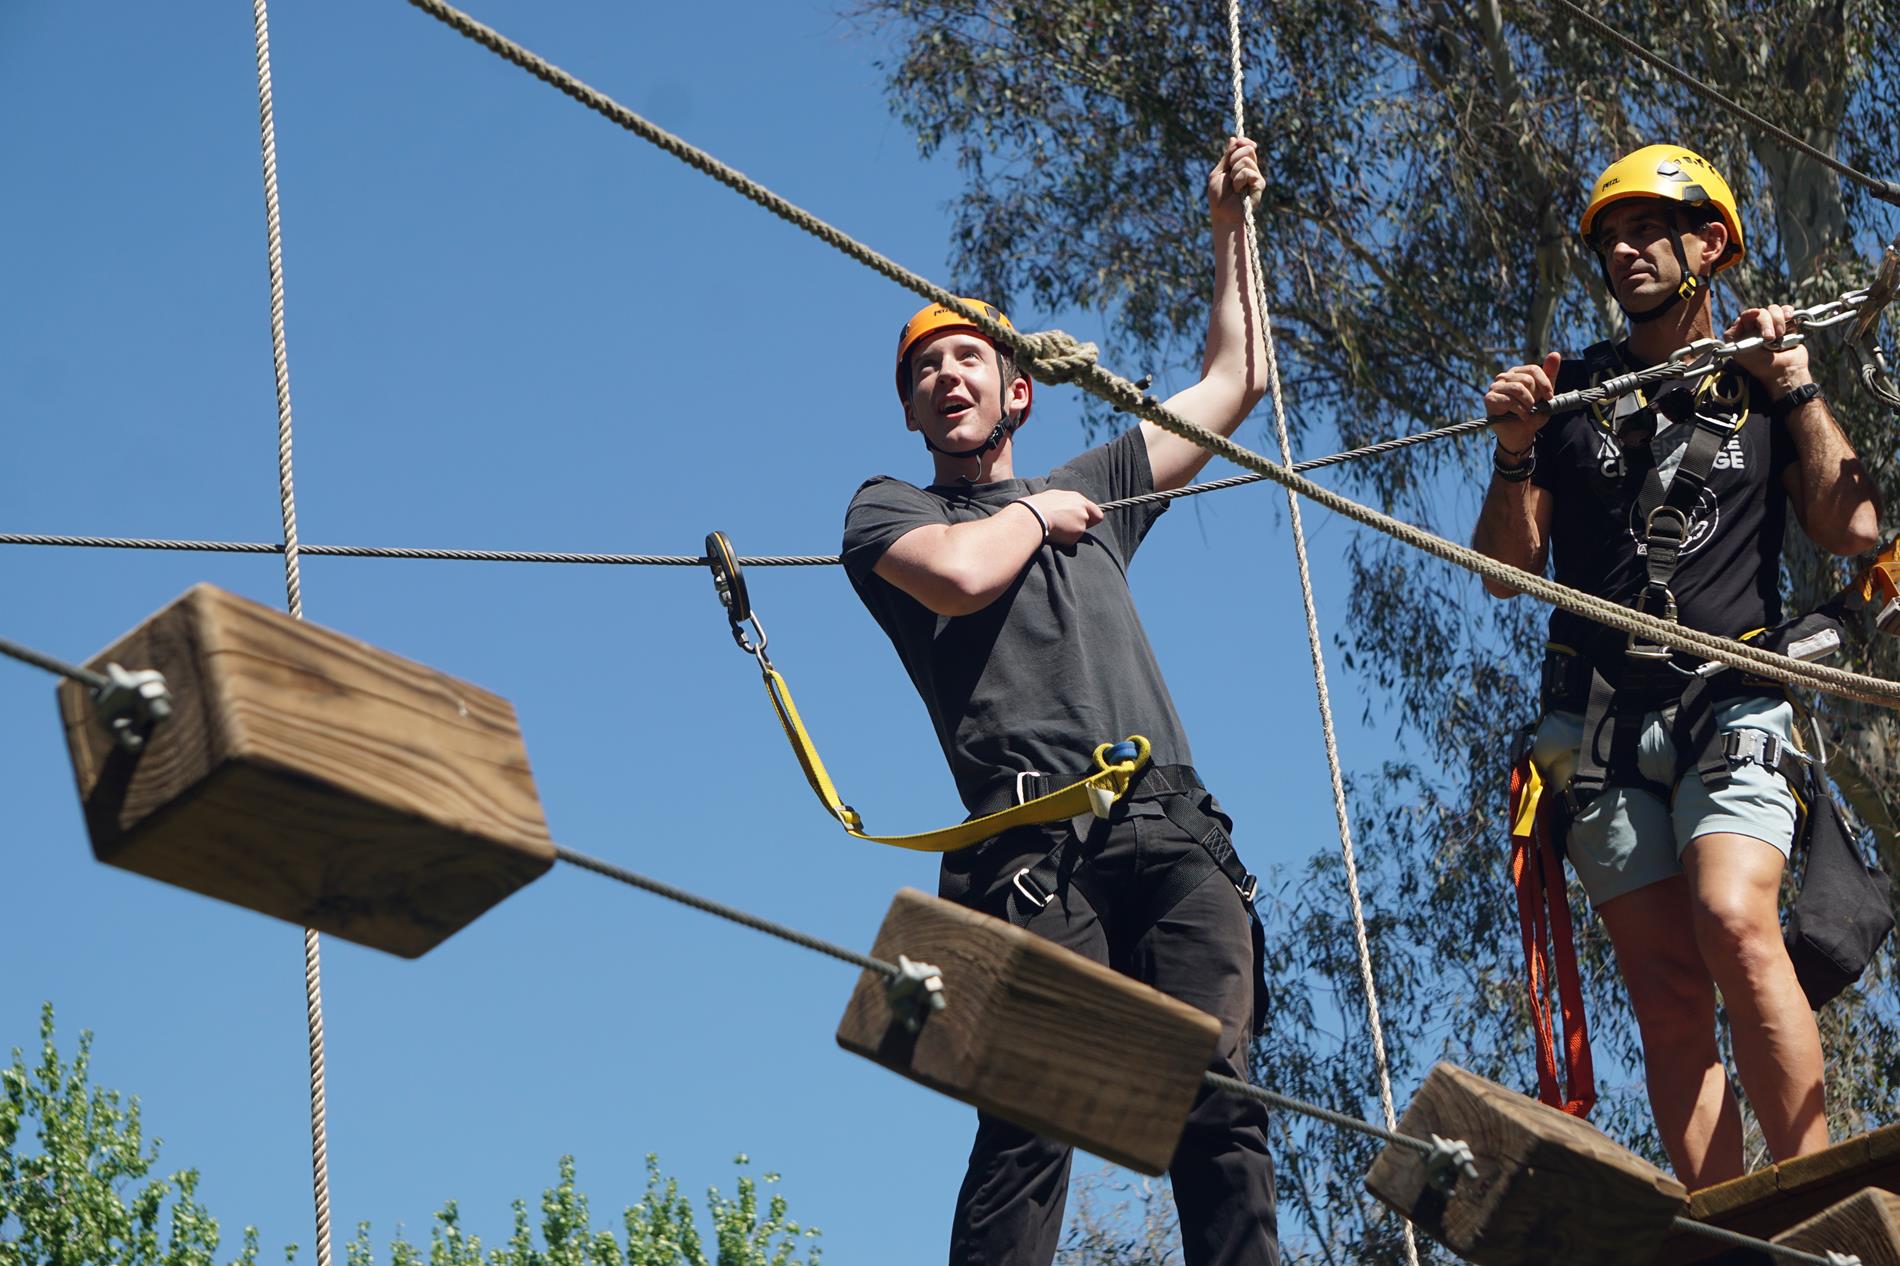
1580;145;1744;323
894;298;1033;422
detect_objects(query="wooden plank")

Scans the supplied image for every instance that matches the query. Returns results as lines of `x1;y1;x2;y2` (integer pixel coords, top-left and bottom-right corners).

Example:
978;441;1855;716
1776;1188;1900;1266
59;583;553;957
1656;1125;1900;1263
1365;1062;1687;1265
835;887;1222;1176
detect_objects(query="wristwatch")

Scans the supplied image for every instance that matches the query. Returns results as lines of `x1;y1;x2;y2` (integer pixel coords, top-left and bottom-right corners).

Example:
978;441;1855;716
1767;381;1823;422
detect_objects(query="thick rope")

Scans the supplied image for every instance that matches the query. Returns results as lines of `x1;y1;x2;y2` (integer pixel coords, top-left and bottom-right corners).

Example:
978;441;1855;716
398;0;1900;712
1223;11;1415;1264
1551;0;1900;207
248;6;331;1264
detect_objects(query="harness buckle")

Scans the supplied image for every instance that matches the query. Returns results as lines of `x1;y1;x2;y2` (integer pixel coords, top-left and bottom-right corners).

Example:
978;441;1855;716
1643;504;1692;547
1011;867;1054;910
1014;769;1051;805
1236;873;1259;903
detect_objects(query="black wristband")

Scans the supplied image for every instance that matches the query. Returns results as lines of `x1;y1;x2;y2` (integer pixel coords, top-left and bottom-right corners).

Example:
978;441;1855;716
1493;448;1536;483
1767;381;1823;422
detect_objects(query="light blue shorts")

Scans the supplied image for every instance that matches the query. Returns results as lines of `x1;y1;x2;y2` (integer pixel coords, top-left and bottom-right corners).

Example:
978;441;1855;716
1530;695;1802;908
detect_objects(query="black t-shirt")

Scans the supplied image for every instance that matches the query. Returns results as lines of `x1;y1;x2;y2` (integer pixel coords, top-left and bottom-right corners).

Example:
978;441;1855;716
1531;339;1797;665
841;429;1190;813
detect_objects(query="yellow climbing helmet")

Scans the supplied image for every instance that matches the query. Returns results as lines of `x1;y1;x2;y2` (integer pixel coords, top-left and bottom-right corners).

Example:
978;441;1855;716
1580;144;1745;272
893;298;1033;421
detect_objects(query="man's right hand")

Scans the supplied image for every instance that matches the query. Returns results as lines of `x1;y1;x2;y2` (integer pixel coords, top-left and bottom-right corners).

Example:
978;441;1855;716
1021;489;1104;546
1484;351;1563;455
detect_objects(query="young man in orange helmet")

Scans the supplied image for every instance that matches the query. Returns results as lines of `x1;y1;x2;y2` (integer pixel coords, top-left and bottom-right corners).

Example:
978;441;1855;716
842;136;1278;1264
1474;143;1882;1186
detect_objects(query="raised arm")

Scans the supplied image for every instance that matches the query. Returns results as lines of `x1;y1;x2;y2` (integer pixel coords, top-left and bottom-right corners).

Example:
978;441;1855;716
1141;136;1271;492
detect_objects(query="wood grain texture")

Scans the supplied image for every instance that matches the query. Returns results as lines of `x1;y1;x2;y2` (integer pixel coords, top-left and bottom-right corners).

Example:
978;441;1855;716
1656;1124;1900;1263
1775;1188;1900;1266
1365;1062;1687;1265
59;584;552;957
835;887;1223;1176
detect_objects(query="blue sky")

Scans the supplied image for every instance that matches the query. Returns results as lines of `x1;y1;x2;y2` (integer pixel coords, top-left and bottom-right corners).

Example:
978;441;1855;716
0;2;1446;1259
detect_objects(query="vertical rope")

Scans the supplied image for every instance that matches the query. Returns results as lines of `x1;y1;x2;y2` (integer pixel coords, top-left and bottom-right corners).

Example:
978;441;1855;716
249;5;330;1265
1224;10;1418;1262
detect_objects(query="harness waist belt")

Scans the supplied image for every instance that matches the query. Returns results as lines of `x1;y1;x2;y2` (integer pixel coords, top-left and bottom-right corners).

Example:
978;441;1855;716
973;762;1204;819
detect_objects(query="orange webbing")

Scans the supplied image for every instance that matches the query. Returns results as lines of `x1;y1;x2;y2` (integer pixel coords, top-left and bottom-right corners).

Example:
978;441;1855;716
1509;754;1597;1118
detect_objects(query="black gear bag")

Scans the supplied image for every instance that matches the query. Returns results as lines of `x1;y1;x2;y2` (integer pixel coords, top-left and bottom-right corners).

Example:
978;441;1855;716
1785;780;1895;1008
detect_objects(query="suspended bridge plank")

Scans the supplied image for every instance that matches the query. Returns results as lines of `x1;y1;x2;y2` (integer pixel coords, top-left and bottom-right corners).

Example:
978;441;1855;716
835;887;1222;1176
1651;1123;1900;1263
59;583;553;957
1774;1188;1900;1266
1365;1062;1687;1265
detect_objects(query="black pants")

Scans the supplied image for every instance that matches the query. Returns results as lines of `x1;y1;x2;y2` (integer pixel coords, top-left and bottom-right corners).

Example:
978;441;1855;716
939;794;1280;1266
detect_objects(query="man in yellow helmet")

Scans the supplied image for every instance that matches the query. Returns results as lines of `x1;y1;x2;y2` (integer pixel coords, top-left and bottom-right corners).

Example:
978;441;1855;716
1473;143;1882;1185
842;137;1280;1264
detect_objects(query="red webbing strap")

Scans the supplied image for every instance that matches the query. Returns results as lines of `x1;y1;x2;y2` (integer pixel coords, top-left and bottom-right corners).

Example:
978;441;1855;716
1509;754;1598;1118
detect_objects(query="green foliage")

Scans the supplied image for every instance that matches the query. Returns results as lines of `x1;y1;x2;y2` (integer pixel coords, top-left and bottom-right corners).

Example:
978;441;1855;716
2;1008;818;1266
0;1002;265;1266
342;1156;820;1266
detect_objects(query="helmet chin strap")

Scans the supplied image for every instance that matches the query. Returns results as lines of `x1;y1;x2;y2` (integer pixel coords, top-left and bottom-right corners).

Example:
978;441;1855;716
922;408;1023;463
1607;225;1706;326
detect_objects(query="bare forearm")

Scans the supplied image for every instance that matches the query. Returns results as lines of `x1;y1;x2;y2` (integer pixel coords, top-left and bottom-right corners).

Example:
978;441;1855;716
1472;475;1547;598
874;508;1044;616
1785;397;1882;555
1201;215;1268;396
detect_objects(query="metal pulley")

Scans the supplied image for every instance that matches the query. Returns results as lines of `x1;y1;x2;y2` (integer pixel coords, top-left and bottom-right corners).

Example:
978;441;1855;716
705;530;769;661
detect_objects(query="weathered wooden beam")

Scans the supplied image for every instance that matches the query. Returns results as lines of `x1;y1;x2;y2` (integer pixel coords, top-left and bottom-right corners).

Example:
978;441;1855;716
1770;1187;1900;1266
59;583;553;957
1654;1124;1900;1263
1366;1062;1688;1265
835;887;1223;1176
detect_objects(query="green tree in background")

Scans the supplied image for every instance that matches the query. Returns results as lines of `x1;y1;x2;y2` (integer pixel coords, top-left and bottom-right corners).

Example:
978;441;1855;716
1;1007;819;1266
852;1;1900;1260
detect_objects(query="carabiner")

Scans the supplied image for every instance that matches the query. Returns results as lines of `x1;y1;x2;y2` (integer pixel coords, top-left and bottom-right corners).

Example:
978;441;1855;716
705;530;770;658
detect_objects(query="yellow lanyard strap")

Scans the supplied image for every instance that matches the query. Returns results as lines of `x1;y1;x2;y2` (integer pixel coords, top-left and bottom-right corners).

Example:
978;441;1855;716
758;662;1150;852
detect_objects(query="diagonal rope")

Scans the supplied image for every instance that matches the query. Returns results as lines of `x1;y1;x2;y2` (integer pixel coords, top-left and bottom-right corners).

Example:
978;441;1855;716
248;5;331;1265
1223;9;1415;1265
1551;0;1900;207
395;0;1900;713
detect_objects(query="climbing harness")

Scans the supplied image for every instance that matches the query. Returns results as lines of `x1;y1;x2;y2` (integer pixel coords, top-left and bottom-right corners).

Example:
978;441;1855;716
703;530;1152;851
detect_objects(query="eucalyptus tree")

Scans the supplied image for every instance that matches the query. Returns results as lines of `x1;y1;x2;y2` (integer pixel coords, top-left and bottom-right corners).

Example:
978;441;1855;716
855;2;1900;1259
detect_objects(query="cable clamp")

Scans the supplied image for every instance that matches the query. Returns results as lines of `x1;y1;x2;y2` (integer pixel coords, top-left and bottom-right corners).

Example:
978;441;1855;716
1423;1133;1479;1195
93;663;172;751
886;954;947;1033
